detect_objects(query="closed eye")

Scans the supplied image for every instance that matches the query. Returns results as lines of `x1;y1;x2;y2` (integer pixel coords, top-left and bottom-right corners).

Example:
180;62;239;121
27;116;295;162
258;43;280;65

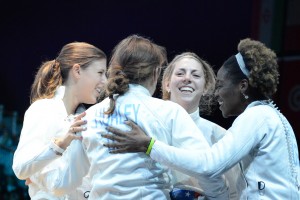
193;74;201;78
175;72;184;76
98;70;105;75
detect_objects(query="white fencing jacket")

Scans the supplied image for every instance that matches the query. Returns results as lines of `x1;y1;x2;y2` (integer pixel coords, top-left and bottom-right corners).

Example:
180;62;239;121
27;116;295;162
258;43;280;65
171;108;244;200
45;84;229;200
12;86;90;200
151;101;300;199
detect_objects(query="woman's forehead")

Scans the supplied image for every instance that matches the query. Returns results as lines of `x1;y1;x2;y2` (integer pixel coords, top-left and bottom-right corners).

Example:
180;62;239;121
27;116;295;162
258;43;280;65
174;58;203;70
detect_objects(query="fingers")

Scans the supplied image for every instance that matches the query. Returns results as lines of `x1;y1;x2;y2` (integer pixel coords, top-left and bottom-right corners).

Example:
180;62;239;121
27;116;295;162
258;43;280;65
101;133;113;140
69;126;87;134
75;111;86;120
106;126;127;137
69;119;87;134
101;133;122;142
124;120;146;137
73;119;87;127
103;142;121;148
103;143;127;154
124;120;137;129
127;120;144;133
108;148;127;154
105;119;136;136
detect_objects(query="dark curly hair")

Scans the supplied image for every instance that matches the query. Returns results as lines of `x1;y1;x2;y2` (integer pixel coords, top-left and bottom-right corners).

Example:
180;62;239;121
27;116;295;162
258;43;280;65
222;38;279;100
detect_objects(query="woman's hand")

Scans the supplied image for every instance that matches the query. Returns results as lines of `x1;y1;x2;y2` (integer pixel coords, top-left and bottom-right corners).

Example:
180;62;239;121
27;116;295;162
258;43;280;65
54;112;87;150
102;120;151;154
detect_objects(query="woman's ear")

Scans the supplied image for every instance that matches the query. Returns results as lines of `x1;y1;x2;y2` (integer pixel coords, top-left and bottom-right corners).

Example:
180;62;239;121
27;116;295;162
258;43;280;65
165;81;171;93
71;64;81;79
240;79;249;93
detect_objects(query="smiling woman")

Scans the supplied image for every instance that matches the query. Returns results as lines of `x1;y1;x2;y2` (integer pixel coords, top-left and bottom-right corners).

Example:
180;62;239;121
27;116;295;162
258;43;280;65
157;52;242;199
12;42;107;199
102;39;300;199
162;52;216;115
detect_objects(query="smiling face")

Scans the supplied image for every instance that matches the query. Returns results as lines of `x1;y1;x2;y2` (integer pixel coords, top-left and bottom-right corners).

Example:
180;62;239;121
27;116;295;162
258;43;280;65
215;66;244;118
77;59;107;104
166;57;206;113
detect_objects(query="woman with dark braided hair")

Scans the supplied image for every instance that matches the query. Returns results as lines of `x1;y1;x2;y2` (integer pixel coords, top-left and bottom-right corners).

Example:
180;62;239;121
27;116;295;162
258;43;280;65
13;42;107;199
56;35;229;199
103;38;300;199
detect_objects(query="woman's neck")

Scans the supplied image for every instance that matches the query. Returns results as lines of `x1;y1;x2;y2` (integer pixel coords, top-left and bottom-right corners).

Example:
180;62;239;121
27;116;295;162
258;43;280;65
182;104;198;114
62;87;78;115
140;79;157;96
173;100;198;114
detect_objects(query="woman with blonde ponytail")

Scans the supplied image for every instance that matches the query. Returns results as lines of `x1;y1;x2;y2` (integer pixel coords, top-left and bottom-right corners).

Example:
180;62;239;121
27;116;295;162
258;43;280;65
13;42;107;199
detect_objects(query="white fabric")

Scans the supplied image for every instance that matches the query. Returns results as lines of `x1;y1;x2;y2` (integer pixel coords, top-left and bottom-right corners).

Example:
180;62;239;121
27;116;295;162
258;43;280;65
235;53;249;77
171;108;244;200
12;86;91;200
151;101;300;199
51;84;229;200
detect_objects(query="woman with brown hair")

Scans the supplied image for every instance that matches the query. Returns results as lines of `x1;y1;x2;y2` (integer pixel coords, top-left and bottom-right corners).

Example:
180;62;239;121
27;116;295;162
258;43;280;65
13;42;107;199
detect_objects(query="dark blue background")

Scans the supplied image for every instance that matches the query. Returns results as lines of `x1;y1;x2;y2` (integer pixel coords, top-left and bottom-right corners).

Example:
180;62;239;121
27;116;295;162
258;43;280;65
0;0;254;127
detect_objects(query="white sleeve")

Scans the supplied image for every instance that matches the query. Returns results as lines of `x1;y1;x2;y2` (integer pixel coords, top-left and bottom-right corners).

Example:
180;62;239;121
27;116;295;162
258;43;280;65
12;101;65;180
150;111;266;178
30;140;90;196
167;107;229;199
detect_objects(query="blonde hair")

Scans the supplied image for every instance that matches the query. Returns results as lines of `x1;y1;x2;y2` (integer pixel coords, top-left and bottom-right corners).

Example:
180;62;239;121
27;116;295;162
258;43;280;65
162;52;217;115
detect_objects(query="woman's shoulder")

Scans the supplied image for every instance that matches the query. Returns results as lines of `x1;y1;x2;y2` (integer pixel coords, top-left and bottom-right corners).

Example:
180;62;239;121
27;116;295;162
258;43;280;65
235;104;279;128
26;98;63;114
31;98;60;107
244;103;276;118
154;98;187;112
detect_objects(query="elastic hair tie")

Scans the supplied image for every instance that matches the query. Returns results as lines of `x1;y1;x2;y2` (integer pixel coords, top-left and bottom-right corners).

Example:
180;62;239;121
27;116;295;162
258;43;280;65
52;59;57;68
52;59;60;71
235;53;250;77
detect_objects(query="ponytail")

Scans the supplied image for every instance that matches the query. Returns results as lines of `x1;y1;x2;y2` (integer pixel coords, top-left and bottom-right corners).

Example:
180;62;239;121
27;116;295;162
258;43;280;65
30;60;62;103
104;35;167;115
104;65;129;114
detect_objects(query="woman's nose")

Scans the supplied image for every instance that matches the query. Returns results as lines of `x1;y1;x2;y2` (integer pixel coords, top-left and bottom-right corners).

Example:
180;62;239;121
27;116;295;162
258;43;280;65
102;74;108;83
183;73;191;82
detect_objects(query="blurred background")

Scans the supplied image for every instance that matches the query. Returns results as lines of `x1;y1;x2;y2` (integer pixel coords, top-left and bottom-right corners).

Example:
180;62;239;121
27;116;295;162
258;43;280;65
0;0;299;199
